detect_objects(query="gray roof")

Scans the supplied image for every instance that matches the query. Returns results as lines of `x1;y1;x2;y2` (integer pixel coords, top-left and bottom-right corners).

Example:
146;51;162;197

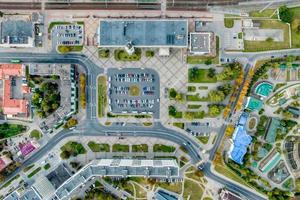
190;32;210;53
99;20;188;47
55;159;180;199
0;20;33;44
46;164;72;189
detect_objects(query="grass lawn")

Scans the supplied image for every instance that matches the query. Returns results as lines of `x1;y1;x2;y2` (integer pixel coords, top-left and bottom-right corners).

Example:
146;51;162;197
44;163;51;170
186;94;208;102
188;69;217;83
27;167;42;178
187;86;196;92
153;144;176;152
157;182;182;194
88;141;110;152
187;36;219;64
0;174;20;189
30;129;42;140
244;20;290;52
289;7;300;48
224;18;235;28
173;122;185;129
98;76;107;118
249;9;276;18
129;85;140;96
142;122;153;126
185;170;204;182
248;118;257;129
57;45;83;53
197;136;210;144
98;49;110;58
112;144;129;152
214;164;251;188
183;180;203;200
23;164;35;172
0;123;26;139
132;183;147;198
114;48;141;61
198;86;208;90
187;104;202;109
132;144;148;152
60;141;86;159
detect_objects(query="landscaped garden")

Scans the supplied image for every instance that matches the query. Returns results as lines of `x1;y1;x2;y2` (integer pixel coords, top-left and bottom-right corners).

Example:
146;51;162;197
32;81;60;118
58;45;83;53
112;144;129;152
114;48;142;61
0;123;27;139
132;144;148;152
60;141;86;159
98;76;107;118
88;141;110;152
153;144;176;152
98;49;110;58
188;68;217;83
30;129;42;140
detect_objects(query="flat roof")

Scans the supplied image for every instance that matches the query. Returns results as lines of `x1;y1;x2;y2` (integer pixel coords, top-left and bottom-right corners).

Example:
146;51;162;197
0;20;33;44
99;19;188;47
190;32;211;53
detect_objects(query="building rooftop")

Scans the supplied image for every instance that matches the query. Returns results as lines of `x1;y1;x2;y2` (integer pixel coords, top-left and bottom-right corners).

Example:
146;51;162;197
0;64;29;117
189;32;211;54
265;118;280;143
46;164;72;190
19;141;39;157
245;96;263;111
228;113;252;165
0;155;12;172
55;159;180;199
32;176;56;200
0;20;34;46
99;19;188;47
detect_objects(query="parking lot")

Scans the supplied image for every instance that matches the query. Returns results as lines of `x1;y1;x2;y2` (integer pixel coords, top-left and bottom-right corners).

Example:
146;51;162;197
52;22;84;46
185;122;212;137
107;68;160;118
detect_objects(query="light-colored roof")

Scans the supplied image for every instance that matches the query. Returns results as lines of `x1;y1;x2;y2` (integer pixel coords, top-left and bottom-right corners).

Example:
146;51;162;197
32;176;56;200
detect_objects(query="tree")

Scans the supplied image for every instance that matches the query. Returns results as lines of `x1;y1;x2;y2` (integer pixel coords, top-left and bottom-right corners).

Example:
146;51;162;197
64;118;78;129
208;68;216;78
169;88;177;99
190;68;199;81
183;112;193;120
175;93;184;102
208;90;225;102
297;24;300;33
279;5;293;23
266;37;274;42
205;59;212;65
168;106;177;117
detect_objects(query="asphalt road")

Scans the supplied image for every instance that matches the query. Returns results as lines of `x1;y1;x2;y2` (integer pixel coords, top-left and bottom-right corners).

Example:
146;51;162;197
1;51;293;200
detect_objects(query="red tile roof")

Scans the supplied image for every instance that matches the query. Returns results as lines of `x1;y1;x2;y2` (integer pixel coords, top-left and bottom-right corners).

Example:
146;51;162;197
0;64;29;116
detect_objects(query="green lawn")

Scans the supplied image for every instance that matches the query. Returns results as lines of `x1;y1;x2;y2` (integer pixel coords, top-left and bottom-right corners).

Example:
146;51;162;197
98;76;107;118
249;9;276;18
57;45;83;53
188;69;217;83
0;123;27;139
27;167;42;178
112;144;129;152
98;49;110;58
224;18;235;28
30;129;42;140
289;7;300;48
23;164;35;172
187;104;202;109
60;141;86;159
197;136;210;144
44;163;51;170
153;144;176;152
187;36;219;64
183;180;203;200
173;122;185;129
88;141;110;152
157;182;182;194
187;86;196;92
186;94;208;101
132;144;148;152
244;20;290;52
114;48;141;61
0;174;20;189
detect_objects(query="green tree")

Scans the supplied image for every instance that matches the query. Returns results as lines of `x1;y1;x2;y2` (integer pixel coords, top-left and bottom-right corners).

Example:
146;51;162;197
208;90;225;102
208;68;216;78
266;37;274;42
169;88;177;99
279;5;293;23
205;59;212;65
168;106;177;117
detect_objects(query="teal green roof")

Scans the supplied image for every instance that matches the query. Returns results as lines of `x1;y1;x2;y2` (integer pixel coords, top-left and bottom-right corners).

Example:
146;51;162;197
265;118;280;143
255;82;273;97
246;97;263;111
261;152;281;173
